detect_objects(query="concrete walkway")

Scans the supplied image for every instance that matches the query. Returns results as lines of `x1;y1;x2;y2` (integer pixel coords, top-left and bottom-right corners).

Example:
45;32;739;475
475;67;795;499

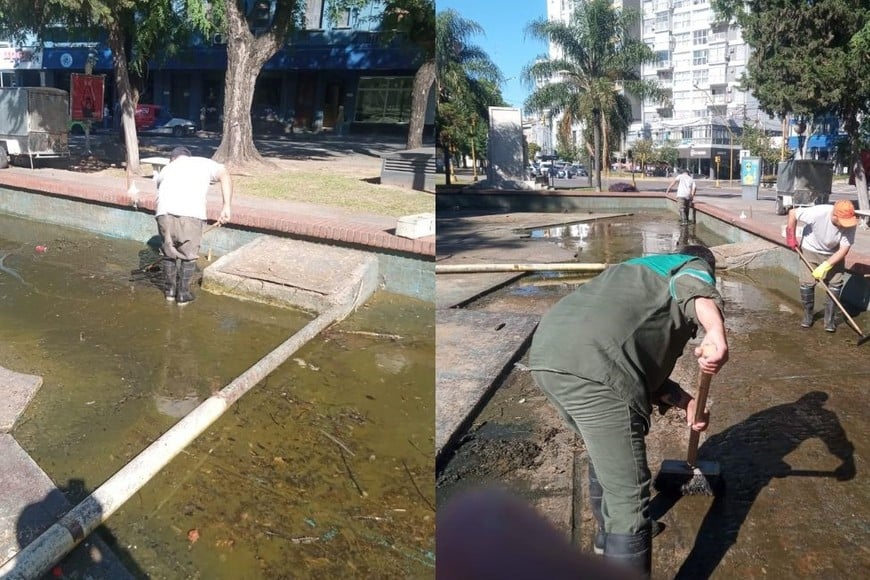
0;166;435;258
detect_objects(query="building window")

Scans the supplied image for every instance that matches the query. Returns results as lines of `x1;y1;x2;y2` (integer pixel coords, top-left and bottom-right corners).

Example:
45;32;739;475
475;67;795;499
354;77;413;123
656;12;669;29
693;50;708;66
693;69;708;85
674;32;691;50
305;0;324;30
332;9;351;28
693;30;708;45
673;12;691;30
655;50;670;67
682;127;693;140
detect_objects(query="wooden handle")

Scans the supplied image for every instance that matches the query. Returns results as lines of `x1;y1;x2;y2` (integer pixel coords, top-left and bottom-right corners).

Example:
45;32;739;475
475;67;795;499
686;371;711;466
796;248;868;341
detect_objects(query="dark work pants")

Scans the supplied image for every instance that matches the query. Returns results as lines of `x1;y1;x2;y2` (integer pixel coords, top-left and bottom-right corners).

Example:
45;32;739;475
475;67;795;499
532;369;652;535
156;214;204;261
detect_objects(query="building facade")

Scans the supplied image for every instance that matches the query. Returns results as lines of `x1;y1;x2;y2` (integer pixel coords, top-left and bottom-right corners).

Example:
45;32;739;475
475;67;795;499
0;1;434;138
543;0;852;178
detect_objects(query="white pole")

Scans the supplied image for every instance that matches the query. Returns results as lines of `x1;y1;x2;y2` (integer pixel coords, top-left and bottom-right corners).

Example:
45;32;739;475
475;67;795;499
0;305;347;579
436;263;608;274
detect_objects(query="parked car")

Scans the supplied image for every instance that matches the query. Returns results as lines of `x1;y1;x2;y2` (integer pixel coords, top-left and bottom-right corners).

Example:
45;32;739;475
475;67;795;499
135;104;196;137
645;163;672;177
567;163;588;178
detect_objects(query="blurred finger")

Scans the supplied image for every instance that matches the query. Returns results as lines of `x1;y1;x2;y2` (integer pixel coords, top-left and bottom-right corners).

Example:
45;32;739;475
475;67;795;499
437;488;641;580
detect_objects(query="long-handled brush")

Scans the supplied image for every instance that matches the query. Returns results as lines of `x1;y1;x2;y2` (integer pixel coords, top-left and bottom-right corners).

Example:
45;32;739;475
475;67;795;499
654;363;721;496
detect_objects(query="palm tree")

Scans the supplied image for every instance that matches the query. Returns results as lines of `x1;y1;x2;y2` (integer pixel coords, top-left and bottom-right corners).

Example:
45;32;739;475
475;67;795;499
522;0;662;191
436;9;504;184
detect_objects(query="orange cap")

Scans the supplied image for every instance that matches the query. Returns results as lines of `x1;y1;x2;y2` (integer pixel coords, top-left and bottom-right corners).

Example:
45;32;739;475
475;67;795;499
833;200;857;227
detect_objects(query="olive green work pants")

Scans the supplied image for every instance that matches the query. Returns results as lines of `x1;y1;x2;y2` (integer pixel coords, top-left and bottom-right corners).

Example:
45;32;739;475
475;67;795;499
532;369;652;536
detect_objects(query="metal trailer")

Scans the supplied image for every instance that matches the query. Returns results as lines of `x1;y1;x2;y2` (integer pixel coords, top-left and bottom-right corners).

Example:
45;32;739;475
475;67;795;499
0;87;70;169
774;159;834;215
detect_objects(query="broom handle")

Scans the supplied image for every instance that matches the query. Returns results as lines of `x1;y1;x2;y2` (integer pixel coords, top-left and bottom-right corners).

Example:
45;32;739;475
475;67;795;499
686;371;712;467
795;248;867;340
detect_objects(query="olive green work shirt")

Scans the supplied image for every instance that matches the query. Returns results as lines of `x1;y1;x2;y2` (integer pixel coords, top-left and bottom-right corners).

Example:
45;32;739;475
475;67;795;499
528;254;724;420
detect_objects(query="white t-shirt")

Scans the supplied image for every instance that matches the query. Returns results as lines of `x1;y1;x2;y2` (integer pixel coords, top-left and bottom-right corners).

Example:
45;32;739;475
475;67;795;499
674;173;695;198
795;204;856;255
155;156;224;219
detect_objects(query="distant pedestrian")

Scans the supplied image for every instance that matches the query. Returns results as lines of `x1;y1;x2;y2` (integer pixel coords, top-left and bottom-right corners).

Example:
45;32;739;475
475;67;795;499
666;168;697;225
155;147;233;304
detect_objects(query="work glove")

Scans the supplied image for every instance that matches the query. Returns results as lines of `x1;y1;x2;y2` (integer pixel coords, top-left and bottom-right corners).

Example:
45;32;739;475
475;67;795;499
785;226;797;250
812;261;832;280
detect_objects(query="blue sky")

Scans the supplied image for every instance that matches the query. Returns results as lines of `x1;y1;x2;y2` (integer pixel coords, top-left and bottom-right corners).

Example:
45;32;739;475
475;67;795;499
436;1;549;109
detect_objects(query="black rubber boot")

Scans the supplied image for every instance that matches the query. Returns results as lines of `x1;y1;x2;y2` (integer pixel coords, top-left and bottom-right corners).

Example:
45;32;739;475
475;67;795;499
162;258;177;301
800;285;815;328
177;260;197;305
824;283;842;333
588;464;606;555
604;527;652;579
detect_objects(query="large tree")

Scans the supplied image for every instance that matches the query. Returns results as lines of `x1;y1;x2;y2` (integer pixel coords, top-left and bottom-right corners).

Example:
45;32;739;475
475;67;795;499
207;1;302;169
713;0;870;220
0;0;200;175
435;9;503;185
522;0;661;192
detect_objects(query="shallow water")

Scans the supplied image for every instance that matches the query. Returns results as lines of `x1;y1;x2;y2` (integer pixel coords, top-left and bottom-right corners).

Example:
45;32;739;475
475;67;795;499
1;214;434;578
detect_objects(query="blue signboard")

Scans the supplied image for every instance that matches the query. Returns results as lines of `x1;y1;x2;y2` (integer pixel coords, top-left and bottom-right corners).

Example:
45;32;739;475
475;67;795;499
741;157;761;186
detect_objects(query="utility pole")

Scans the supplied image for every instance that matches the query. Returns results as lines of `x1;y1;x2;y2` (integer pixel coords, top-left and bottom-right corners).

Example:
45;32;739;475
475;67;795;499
470;116;478;182
781;115;788;161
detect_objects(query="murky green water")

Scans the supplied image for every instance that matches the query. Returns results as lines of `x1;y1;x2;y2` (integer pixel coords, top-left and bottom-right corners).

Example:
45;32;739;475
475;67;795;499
1;214;434;578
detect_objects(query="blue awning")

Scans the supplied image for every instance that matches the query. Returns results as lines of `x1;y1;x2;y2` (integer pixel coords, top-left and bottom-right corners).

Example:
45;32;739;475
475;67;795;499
43;43;422;73
787;134;840;150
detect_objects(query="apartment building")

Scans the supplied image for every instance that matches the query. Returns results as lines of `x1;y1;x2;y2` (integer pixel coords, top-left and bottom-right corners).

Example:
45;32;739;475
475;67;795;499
546;0;792;178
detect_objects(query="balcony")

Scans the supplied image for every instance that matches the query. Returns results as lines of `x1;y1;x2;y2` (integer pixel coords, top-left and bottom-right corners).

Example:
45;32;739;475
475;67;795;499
656;60;673;72
705;94;729;107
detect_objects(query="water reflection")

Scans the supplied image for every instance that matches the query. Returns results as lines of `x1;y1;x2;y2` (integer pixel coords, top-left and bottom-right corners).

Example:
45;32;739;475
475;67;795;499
526;213;723;260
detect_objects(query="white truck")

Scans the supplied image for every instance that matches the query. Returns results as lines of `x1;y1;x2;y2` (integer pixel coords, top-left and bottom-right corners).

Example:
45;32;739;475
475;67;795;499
0;87;70;169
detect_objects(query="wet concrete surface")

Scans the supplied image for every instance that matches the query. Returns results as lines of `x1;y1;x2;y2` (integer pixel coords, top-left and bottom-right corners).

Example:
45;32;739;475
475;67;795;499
435;309;539;462
435;209;869;578
1;213;434;577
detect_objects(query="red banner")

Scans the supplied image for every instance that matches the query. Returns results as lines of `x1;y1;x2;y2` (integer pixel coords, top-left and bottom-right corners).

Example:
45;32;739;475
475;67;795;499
70;73;105;122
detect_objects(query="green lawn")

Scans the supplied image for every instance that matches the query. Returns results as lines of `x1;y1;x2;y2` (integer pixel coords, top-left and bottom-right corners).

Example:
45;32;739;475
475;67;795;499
234;171;434;219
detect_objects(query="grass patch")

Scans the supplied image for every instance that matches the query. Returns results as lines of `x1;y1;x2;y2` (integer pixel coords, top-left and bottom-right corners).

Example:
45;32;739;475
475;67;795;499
234;171;434;218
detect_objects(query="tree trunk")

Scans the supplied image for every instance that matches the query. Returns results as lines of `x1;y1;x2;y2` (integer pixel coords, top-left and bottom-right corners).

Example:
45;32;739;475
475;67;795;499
443;148;452;186
600;113;609;186
592;110;602;192
107;22;140;175
845;113;870;226
213;0;280;170
406;60;435;150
